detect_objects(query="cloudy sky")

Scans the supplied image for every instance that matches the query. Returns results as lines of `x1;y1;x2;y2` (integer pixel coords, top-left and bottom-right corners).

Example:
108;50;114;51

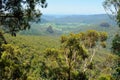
41;0;106;15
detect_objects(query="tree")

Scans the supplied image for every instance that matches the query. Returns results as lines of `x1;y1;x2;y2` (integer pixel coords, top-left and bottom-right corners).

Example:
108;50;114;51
0;44;29;80
60;33;88;80
112;34;120;79
43;30;108;80
103;0;120;79
103;0;120;27
112;34;120;55
0;0;47;36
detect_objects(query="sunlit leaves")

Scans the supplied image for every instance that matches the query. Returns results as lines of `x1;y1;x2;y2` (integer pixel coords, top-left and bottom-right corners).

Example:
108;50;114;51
100;32;108;42
59;30;108;79
98;74;114;80
61;35;68;43
100;41;107;48
0;44;25;80
44;48;59;58
79;45;88;60
2;30;112;79
86;30;99;41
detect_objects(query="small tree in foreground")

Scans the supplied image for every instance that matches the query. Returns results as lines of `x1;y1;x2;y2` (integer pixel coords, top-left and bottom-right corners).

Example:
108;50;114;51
0;44;29;80
43;30;108;80
112;34;120;79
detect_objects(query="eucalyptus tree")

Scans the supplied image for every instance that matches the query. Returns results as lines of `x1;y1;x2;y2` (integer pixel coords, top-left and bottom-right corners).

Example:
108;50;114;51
43;30;108;80
103;0;120;79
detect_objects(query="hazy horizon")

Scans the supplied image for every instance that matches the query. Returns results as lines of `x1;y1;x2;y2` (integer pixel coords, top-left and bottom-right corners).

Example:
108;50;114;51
42;13;107;16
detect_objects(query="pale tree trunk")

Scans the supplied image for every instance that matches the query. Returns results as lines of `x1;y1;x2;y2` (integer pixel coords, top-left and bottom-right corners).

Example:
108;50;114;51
83;48;96;72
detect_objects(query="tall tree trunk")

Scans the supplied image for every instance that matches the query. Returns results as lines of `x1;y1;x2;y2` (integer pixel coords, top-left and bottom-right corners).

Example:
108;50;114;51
68;48;72;80
68;59;71;80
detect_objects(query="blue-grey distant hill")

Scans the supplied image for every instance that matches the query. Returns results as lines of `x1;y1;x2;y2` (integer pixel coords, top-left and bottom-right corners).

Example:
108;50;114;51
41;14;116;25
20;14;117;35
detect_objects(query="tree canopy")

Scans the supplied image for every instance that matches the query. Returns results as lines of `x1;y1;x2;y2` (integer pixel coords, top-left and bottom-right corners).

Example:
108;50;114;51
103;0;120;79
42;30;108;80
0;0;47;36
103;0;120;27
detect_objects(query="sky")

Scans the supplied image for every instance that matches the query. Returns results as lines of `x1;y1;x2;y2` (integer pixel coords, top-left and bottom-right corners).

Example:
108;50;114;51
41;0;106;15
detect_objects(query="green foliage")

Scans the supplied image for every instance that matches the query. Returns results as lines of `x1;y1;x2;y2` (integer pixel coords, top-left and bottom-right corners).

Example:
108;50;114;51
0;31;7;46
103;1;120;80
4;34;60;79
98;74;113;80
0;0;47;35
112;34;120;55
100;42;107;48
112;57;120;80
5;34;60;51
0;44;27;80
117;10;120;27
100;32;108;42
61;33;89;80
43;47;88;80
42;30;108;80
2;29;117;80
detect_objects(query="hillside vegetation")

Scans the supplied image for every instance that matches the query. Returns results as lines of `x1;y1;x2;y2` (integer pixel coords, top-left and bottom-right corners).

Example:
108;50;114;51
2;28;118;79
0;14;119;80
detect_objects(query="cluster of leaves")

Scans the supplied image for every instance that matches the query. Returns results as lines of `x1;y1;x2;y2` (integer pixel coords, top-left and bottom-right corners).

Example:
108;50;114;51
112;34;120;80
112;57;120;80
112;34;120;55
0;0;47;36
0;31;31;80
0;44;26;80
98;74;114;80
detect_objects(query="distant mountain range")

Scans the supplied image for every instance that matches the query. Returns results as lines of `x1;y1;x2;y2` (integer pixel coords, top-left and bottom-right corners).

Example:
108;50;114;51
20;14;117;35
40;14;116;25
